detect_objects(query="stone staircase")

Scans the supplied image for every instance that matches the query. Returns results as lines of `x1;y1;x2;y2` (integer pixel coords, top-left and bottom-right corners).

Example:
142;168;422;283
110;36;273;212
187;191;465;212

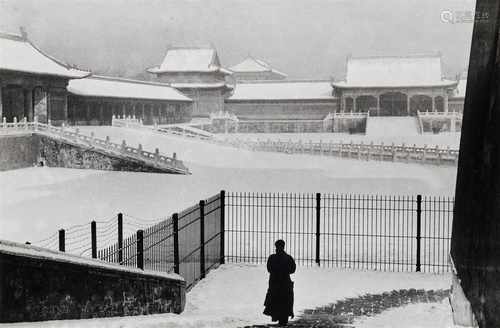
241;289;449;328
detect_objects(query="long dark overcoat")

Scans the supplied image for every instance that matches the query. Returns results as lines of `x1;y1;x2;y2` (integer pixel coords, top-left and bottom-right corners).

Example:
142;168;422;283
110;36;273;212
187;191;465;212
263;251;296;321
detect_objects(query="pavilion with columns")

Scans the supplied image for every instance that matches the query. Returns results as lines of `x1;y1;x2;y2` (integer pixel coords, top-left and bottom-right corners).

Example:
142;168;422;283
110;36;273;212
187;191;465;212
331;54;459;116
0;29;90;125
67;76;193;125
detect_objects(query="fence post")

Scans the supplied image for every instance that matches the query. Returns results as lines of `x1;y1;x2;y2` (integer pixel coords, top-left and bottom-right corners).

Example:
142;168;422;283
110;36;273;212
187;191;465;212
220;190;226;265
91;221;97;258
416;195;422;272
315;193;321;266
200;200;206;279
118;213;123;264
173;213;180;274
137;229;144;270
58;229;65;252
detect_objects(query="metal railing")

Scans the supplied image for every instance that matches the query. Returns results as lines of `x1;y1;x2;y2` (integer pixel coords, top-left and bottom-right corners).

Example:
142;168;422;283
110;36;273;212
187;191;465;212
225;192;453;273
32;190;453;294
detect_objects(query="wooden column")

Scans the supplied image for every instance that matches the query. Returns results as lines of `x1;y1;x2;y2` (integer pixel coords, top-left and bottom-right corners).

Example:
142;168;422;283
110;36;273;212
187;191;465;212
0;82;3;119
24;88;33;121
376;93;380;116
444;92;449;114
406;92;410;116
86;102;91;123
451;1;500;327
99;102;104;125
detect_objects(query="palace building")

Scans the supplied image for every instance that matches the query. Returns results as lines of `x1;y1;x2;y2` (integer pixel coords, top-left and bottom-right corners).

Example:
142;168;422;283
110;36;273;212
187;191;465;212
228;56;287;82
225;80;336;120
147;46;233;117
331;54;459;116
67;76;192;126
0;29;90;125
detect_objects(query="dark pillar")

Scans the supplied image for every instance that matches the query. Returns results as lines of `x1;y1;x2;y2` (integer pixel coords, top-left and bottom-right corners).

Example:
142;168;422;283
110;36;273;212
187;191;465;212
451;1;500;327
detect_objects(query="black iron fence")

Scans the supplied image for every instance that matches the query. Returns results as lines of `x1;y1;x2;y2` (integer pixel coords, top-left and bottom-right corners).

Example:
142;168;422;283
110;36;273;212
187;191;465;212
37;193;224;290
33;190;453;290
225;192;453;273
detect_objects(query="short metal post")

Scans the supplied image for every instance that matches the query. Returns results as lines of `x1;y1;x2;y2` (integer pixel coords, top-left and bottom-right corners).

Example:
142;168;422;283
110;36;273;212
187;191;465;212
173;213;180;274
137;229;144;270
315;193;321;266
200;200;206;279
58;229;65;252
91;221;97;258
118;213;123;264
220;190;226;265
416;195;422;272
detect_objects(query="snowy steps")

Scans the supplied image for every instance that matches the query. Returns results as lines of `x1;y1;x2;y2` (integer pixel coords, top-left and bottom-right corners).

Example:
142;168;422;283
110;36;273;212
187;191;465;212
240;288;449;328
365;116;420;136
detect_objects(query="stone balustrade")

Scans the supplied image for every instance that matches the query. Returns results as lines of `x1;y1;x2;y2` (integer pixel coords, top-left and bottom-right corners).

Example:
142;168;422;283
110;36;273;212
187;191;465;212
222;137;459;166
0;117;190;174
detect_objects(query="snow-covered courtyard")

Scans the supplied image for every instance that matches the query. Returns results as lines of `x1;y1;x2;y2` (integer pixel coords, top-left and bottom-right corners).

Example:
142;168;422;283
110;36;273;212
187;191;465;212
0;263;454;328
0;127;457;244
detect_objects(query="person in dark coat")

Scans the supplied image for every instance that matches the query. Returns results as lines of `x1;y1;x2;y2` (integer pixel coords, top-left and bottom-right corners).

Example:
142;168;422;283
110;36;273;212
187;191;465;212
263;239;296;326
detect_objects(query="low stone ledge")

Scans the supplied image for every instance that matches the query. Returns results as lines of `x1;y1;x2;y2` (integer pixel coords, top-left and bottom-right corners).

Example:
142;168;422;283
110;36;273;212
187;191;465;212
0;240;186;323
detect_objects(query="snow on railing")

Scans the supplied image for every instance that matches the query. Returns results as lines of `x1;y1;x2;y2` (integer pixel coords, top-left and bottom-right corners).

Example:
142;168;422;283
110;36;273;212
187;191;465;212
333;111;369;118
112;115;214;140
221;137;459;166
0;117;190;174
417;110;463;120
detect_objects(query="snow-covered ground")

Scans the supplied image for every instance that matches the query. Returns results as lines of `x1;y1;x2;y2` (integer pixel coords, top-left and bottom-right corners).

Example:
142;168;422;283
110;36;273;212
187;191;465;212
0;263;454;328
354;300;454;328
0;126;457;244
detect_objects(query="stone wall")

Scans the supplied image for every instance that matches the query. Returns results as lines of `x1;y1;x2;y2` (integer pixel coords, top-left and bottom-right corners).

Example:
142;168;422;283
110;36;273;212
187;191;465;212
0;241;185;323
420;117;461;133
0;133;178;173
332;117;367;133
225;100;338;120
0;133;39;170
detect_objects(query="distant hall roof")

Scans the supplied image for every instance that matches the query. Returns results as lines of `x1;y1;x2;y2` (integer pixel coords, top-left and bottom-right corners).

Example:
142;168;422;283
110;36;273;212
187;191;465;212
332;54;457;88
229;57;287;77
147;47;231;74
0;31;89;79
68;76;192;102
227;80;335;101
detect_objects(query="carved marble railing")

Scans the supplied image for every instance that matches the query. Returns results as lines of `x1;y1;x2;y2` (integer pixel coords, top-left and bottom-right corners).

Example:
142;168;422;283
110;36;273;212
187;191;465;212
0;117;190;174
222;137;459;166
112;115;214;140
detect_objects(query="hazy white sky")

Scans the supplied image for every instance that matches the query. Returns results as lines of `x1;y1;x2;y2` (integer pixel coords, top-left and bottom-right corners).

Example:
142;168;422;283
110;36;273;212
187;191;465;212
0;0;475;79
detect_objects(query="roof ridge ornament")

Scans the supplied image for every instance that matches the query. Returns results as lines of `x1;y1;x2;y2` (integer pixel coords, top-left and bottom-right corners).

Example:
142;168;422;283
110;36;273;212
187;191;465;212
19;26;27;41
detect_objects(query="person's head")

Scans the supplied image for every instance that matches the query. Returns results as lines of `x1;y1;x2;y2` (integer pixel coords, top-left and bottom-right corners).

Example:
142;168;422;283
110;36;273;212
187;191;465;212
275;239;285;253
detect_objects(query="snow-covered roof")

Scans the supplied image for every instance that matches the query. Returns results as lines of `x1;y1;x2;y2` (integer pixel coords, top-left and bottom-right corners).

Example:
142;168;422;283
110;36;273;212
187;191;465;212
332;54;457;88
147;47;231;75
68;75;192;102
0;239;184;282
227;80;335;101
0;31;89;79
229;57;287;77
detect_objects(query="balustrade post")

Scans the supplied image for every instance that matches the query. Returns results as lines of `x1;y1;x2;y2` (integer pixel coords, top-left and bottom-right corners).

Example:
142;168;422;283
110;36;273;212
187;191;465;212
315;193;321;266
91;221;97;259
137;229;144;270
58;229;65;252
220;190;225;264
118;213;123;264
173;213;180;274
199;200;206;279
416;195;422;272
